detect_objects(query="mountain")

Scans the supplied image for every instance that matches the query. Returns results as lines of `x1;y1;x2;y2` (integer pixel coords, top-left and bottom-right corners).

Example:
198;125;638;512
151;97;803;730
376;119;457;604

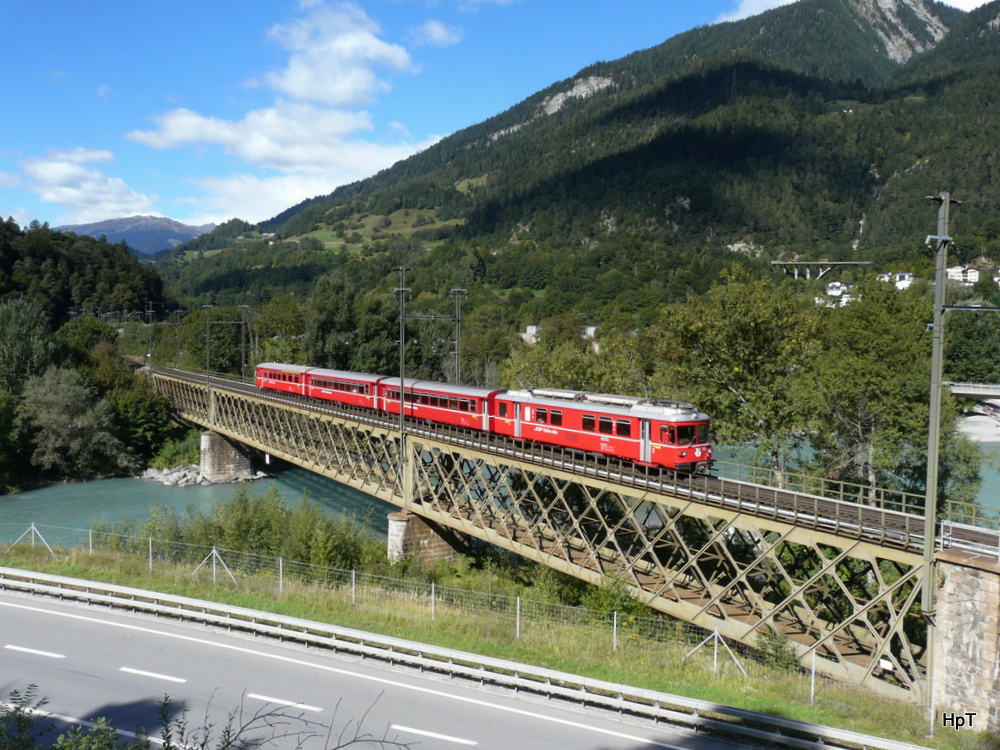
167;0;1000;316
55;215;216;256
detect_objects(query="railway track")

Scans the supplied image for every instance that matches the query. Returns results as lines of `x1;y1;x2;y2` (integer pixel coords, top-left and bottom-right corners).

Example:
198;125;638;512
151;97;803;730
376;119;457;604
153;366;1000;559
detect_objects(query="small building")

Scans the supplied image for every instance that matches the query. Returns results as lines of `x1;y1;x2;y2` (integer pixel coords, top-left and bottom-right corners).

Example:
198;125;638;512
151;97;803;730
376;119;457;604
947;266;980;286
877;272;915;290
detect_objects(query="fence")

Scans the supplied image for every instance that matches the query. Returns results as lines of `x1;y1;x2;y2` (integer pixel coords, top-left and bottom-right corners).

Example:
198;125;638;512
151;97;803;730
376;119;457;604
1;521;755;673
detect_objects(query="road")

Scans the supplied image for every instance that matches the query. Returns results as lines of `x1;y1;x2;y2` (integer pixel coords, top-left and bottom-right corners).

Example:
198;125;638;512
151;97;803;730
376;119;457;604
0;591;744;749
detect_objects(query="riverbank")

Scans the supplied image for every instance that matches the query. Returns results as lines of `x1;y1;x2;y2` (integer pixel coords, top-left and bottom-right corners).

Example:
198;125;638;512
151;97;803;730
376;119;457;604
139;464;271;487
958;415;1000;444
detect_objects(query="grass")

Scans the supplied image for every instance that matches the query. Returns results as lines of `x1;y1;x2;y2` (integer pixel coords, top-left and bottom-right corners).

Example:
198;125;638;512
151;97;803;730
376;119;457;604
0;545;995;750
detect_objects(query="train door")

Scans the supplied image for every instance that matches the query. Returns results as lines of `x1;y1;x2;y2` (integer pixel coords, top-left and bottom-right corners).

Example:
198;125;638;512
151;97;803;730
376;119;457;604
640;419;651;464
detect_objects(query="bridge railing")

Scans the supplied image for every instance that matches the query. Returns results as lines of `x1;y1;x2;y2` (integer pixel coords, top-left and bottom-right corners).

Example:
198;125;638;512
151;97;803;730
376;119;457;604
152;366;999;533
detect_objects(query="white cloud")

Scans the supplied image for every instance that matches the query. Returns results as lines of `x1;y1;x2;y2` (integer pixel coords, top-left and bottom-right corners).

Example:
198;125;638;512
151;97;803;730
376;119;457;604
129;101;378;171
0;171;21;188
410;20;464;47
264;1;413;106
19;148;157;225
123;1;446;223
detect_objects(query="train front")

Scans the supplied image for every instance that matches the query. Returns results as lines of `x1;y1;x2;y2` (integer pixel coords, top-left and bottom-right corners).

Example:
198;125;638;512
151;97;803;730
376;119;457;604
646;401;713;473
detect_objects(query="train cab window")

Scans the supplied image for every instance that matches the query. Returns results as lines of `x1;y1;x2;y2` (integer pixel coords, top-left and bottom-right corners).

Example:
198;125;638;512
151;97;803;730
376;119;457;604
536;408;548;424
499;402;509;418
677;425;697;444
616;419;631;438
583;415;596;431
550;410;562;427
660;425;676;444
599;416;614;435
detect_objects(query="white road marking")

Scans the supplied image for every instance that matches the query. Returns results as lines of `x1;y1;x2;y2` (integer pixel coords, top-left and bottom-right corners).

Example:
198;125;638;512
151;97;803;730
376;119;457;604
5;644;67;659
1;600;687;749
247;693;322;712
119;666;187;683
392;724;478;745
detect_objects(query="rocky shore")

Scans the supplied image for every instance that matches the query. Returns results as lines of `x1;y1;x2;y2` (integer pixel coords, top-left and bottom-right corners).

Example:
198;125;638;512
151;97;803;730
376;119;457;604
139;464;270;487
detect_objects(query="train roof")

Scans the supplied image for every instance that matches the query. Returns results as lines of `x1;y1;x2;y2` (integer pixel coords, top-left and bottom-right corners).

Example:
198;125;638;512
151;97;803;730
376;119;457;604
257;362;312;374
380;377;501;399
305;368;386;384
502;388;708;422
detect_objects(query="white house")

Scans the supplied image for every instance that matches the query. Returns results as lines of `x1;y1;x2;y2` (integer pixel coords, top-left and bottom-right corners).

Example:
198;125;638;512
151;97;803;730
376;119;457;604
877;272;915;290
826;281;851;297
947;266;980;286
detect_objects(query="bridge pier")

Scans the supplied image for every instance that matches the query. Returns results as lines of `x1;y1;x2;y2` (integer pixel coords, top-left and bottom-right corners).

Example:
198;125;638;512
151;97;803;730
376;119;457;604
387;511;466;565
934;549;1000;732
199;431;253;482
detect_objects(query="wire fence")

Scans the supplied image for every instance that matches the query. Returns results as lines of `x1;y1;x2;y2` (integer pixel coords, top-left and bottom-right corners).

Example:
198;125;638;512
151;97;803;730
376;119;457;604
1;522;758;675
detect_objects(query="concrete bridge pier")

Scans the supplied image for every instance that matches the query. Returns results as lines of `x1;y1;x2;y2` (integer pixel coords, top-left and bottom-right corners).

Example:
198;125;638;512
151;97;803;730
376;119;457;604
200;431;253;482
387;511;466;565
933;549;1000;733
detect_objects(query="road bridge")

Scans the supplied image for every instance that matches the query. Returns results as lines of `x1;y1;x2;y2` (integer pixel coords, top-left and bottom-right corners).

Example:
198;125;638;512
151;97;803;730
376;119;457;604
149;367;1000;710
947;381;1000;399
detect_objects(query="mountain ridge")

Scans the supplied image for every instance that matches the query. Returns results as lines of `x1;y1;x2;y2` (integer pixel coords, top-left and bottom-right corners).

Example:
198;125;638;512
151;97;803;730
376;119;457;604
55;215;215;256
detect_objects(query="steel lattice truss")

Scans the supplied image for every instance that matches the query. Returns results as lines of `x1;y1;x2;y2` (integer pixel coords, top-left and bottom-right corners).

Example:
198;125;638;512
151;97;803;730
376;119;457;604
152;373;928;700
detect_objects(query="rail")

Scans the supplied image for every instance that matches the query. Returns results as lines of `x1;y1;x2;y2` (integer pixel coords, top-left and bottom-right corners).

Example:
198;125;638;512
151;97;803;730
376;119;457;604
150;367;1000;556
0;567;931;750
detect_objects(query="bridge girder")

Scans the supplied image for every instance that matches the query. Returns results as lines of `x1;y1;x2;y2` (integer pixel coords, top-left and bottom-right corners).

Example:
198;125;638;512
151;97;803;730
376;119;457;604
151;370;927;701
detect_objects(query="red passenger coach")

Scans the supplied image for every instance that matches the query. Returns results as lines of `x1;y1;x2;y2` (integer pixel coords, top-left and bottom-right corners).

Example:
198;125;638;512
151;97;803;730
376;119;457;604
381;378;500;431
256;363;311;396
304;368;386;409
494;388;712;472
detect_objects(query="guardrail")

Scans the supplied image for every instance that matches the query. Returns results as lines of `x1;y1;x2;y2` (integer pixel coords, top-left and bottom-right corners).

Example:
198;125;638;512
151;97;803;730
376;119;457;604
0;567;930;750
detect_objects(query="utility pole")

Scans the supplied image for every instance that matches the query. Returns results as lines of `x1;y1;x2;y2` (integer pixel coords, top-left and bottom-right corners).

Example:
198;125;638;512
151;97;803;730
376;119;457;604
923;190;959;726
394;267;412;500
451;288;467;384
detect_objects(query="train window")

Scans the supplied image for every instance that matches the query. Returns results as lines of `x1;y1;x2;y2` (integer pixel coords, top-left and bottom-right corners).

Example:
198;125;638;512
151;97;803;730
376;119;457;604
616;419;631;437
536;408;548;424
551;410;562;426
470;399;477;411
499;402;508;418
583;415;596;431
460;398;469;412
677;425;697;443
599;416;613;434
698;423;709;442
660;425;676;444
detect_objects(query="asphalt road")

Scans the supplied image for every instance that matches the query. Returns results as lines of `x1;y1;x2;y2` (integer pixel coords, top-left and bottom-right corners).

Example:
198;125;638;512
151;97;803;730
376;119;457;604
0;590;747;750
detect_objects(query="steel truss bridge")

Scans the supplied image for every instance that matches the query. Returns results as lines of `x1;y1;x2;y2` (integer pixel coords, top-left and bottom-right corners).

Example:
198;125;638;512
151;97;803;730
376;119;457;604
150;367;999;702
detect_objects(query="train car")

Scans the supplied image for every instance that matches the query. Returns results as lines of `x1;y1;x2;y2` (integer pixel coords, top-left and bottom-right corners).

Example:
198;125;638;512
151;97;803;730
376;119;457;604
494;388;712;472
381;377;500;431
256;362;312;396
303;368;386;410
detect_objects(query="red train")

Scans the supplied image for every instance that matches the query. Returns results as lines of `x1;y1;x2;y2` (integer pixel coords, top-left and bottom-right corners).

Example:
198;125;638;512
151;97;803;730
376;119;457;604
256;363;713;472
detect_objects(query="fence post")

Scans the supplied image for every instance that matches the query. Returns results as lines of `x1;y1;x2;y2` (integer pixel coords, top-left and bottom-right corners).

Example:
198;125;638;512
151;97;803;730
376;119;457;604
810;649;816;705
351;569;356;607
148;537;153;571
613;611;618;651
516;596;521;640
431;582;436;622
89;529;93;556
279;557;284;596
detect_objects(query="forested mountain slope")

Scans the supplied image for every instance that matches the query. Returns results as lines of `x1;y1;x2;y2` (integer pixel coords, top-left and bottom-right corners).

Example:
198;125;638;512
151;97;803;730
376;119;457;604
166;0;1000;317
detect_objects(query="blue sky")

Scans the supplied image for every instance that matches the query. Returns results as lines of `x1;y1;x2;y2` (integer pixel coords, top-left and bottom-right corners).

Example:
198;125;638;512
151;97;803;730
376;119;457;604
0;0;989;228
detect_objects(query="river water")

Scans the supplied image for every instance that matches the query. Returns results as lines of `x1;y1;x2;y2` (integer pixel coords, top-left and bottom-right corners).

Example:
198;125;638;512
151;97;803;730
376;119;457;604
0;465;397;547
2;439;997;548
